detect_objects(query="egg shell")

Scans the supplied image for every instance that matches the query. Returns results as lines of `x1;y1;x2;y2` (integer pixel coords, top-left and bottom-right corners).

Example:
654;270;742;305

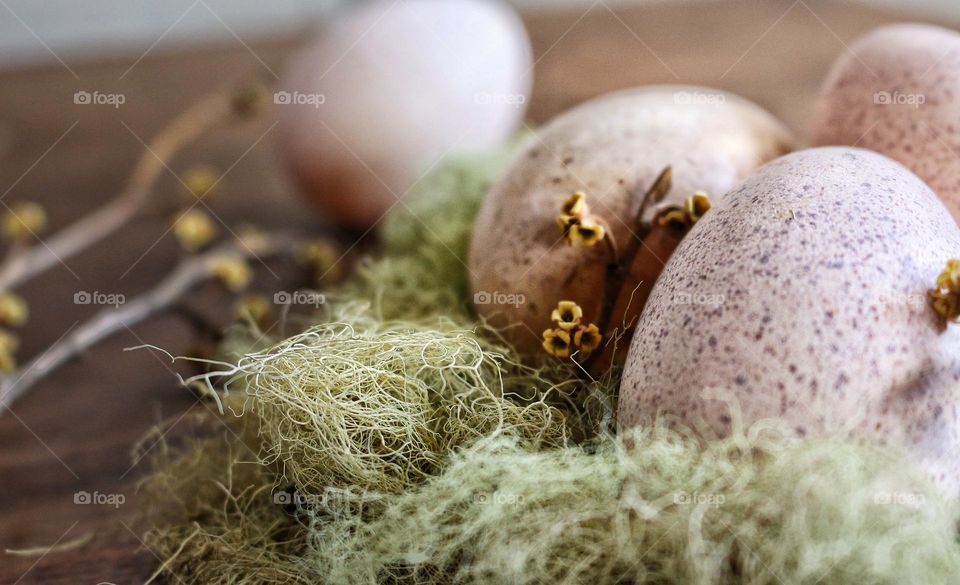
276;0;532;228
812;23;960;222
618;146;960;496
469;86;793;358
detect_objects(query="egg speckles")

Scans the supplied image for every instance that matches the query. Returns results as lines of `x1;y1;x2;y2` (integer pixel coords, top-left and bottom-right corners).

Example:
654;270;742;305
812;23;960;222
469;86;793;358
618;147;960;495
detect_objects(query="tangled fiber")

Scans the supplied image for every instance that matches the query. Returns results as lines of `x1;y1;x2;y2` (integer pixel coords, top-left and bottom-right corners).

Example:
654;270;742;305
140;145;960;585
211;309;572;496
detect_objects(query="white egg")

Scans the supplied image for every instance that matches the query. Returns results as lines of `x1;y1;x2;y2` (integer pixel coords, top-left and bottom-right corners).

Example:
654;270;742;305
275;0;532;228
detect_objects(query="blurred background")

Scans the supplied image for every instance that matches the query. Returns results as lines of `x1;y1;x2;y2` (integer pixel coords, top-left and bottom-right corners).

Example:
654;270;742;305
0;0;957;69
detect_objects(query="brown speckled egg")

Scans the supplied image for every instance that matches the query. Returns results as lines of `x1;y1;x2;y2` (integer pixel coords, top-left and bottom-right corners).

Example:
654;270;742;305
618;147;960;496
812;23;960;222
469;86;793;359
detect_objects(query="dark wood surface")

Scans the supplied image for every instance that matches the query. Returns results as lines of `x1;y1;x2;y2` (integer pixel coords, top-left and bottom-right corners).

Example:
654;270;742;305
0;1;947;583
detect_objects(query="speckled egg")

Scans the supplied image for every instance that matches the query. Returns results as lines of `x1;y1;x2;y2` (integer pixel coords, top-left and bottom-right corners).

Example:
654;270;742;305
618;147;960;496
276;0;532;228
469;86;793;358
812;23;960;222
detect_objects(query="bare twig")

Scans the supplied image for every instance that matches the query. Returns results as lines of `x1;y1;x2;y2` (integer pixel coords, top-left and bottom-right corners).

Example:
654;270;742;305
0;233;299;414
0;90;234;292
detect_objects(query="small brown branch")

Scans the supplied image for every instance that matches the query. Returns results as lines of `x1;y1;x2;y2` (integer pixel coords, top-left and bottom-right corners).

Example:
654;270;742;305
0;233;299;414
0;90;234;293
594;166;672;336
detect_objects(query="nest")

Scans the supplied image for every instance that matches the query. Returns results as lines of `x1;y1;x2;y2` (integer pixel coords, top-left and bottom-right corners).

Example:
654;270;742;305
140;147;960;585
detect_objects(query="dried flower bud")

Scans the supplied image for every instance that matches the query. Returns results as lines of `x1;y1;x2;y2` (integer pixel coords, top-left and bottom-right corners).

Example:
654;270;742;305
560;191;588;217
685;191;712;224
0;328;19;353
211;257;253;292
300;239;342;280
1;202;47;241
183;167;219;201
656;207;691;232
568;217;606;247
930;259;960;323
573;323;602;354
0;329;17;373
541;328;571;358
0;293;28;327
551;301;583;330
234;294;272;328
174;209;218;252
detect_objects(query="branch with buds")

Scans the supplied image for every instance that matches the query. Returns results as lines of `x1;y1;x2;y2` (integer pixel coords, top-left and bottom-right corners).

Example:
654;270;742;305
544;167;712;364
0;84;341;414
0;232;304;414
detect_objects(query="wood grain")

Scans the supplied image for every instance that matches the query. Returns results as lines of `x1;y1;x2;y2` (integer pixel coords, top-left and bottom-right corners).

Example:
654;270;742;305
0;1;947;583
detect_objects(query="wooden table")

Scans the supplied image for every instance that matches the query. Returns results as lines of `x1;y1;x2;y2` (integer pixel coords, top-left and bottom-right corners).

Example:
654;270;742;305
0;1;943;582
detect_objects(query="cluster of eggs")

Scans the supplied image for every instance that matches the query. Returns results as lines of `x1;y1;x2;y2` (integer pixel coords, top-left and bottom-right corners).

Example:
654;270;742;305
469;24;960;495
274;4;960;496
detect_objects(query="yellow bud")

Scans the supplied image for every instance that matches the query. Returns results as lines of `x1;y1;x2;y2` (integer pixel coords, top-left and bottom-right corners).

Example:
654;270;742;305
183;167;220;201
551;300;583;330
210;256;253;292
173;209;218;252
0;293;28;327
0;328;19;353
573;323;602;354
300;239;341;280
685;192;712;224
234;294;272;327
560;191;588;217
568;217;606;247
541;328;571;358
0;328;17;373
2;202;47;241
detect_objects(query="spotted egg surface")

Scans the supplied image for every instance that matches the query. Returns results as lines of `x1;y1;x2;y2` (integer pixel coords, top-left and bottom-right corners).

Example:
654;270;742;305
618;147;960;496
812;23;960;222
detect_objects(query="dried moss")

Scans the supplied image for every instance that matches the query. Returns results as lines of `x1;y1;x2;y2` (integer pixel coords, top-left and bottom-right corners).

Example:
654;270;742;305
316;427;960;585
